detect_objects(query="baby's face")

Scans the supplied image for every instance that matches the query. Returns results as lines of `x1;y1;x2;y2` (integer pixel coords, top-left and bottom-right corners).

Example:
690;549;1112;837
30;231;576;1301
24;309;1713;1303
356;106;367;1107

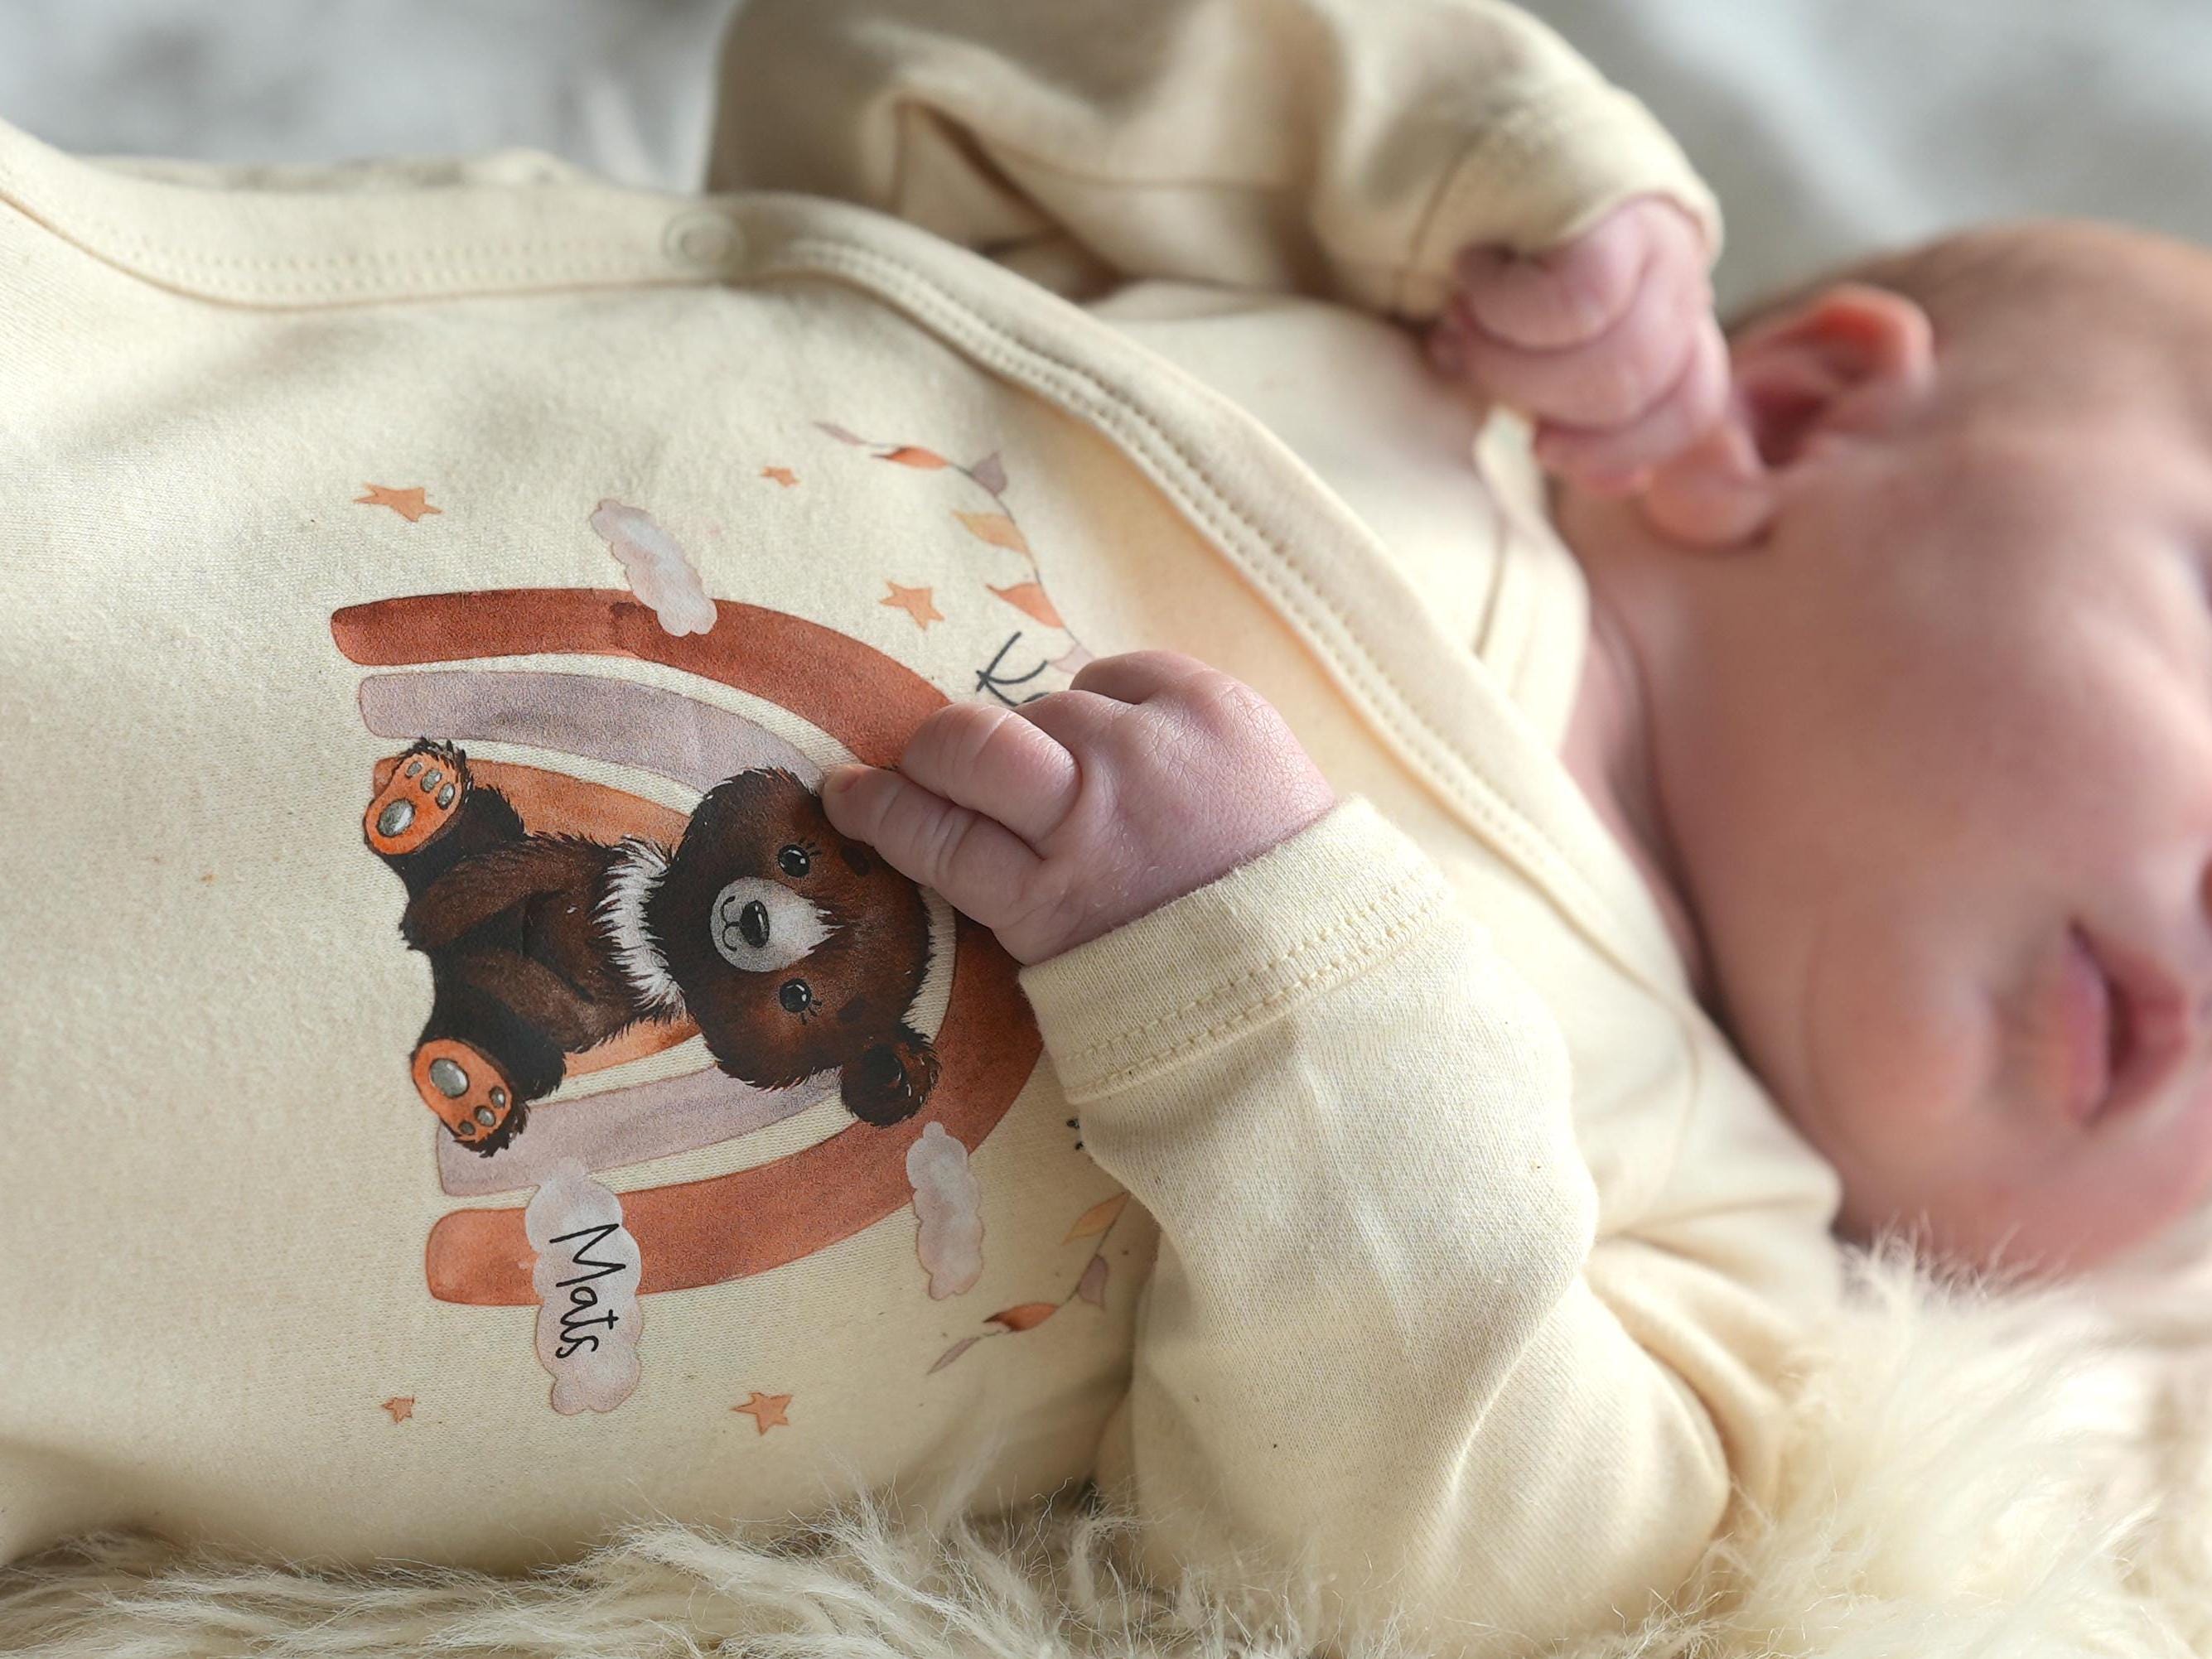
1642;287;2212;1276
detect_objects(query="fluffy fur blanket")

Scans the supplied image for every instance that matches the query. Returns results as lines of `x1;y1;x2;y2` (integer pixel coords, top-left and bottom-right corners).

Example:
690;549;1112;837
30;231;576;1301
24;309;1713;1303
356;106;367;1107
10;1232;2212;1659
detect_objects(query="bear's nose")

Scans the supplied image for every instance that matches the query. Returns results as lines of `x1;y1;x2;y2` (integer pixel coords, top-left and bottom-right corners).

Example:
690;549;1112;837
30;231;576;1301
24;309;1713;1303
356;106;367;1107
708;877;835;973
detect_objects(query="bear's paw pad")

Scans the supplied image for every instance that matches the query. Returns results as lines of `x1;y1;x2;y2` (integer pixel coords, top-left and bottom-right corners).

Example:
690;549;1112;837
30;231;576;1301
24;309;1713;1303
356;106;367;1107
412;1036;519;1150
367;740;468;856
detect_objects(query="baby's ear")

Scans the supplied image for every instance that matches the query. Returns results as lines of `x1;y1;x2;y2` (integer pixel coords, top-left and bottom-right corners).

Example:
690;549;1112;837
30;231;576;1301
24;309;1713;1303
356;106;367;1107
1640;282;1935;548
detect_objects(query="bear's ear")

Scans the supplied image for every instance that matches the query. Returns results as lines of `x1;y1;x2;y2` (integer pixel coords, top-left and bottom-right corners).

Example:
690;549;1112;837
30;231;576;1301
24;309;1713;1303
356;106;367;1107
841;1024;940;1126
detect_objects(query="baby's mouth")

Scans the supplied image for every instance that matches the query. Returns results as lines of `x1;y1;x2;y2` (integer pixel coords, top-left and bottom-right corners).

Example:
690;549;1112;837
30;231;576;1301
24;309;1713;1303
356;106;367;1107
2062;926;2195;1127
2055;927;2113;1124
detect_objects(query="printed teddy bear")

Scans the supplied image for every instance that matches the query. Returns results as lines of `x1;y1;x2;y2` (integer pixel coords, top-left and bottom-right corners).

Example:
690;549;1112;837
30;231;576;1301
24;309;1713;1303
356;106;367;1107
365;741;939;1153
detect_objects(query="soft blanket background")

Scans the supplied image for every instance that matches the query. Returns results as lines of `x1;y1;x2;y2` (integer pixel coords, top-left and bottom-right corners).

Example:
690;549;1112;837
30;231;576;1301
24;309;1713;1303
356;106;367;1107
12;1232;2212;1658
12;2;2212;1653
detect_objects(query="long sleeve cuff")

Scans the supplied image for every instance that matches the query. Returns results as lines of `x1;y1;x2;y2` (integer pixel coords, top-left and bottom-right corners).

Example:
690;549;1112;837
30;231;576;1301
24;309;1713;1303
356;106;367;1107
1391;81;1721;317
1019;798;1452;1101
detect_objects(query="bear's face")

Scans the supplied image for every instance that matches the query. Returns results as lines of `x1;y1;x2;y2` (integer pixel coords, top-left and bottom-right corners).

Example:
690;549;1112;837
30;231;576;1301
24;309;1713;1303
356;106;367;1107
646;769;939;1125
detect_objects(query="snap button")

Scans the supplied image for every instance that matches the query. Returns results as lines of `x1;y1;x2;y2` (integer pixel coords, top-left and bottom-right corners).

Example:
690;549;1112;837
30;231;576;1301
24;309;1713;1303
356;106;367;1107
663;208;745;272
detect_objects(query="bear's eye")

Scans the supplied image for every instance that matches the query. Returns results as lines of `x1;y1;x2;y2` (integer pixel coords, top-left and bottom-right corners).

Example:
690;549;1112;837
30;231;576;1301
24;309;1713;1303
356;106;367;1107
778;978;814;1015
776;843;811;878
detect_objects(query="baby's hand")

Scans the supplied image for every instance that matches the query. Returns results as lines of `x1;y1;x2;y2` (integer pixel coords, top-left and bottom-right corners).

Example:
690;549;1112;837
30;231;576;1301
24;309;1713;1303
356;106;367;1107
821;651;1335;965
1427;194;1729;495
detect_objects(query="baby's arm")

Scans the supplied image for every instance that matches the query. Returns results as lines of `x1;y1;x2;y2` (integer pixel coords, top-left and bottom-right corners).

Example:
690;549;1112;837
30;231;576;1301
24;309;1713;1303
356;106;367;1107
711;0;1716;320
824;657;1745;1655
712;0;1729;500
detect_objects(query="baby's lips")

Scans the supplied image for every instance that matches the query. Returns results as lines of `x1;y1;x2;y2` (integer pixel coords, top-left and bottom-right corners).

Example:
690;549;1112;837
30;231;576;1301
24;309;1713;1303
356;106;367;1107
2079;930;2202;1126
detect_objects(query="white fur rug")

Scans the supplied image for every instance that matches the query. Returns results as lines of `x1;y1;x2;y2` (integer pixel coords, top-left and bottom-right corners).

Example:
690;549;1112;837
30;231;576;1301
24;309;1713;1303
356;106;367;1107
11;1234;2212;1657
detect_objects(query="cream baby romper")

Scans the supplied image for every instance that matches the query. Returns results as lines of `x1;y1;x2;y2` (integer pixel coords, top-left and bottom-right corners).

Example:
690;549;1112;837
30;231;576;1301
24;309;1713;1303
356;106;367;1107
2;2;1838;1652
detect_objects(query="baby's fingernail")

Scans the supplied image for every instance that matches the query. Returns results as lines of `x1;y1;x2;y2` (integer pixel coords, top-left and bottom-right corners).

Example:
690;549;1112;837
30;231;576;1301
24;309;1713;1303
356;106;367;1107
821;764;864;798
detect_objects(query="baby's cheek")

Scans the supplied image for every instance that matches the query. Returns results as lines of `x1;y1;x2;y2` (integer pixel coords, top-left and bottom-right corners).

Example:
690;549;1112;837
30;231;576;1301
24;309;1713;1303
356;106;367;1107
1776;898;1993;1179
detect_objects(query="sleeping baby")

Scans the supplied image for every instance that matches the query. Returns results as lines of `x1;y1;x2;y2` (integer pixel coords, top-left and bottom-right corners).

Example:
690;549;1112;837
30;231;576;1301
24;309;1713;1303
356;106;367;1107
4;0;2203;1654
727;0;2212;1639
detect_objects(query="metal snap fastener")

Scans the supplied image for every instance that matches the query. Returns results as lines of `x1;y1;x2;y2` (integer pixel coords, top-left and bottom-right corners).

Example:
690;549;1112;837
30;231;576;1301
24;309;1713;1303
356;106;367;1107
664;209;743;272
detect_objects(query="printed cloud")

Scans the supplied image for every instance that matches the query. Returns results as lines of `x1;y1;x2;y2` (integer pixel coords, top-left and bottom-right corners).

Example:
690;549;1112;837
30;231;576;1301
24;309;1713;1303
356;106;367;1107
589;499;717;637
527;1160;645;1414
908;1121;984;1299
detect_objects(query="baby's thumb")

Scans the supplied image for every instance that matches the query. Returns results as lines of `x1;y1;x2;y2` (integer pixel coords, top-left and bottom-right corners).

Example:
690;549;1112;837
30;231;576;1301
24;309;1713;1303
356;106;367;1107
1635;416;1770;549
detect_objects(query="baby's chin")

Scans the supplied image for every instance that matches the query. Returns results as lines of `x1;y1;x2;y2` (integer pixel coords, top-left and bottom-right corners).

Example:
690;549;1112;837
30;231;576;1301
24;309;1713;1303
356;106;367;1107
1802;976;2212;1279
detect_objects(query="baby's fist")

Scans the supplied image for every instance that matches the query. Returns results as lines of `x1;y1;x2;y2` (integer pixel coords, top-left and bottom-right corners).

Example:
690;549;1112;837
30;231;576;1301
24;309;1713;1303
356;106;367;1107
1429;195;1729;494
822;651;1335;965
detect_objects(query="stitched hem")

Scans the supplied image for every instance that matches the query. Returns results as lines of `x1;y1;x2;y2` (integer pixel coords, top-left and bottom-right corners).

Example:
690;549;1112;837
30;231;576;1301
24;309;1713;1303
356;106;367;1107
1062;885;1444;1102
1020;800;1452;1102
0;136;692;306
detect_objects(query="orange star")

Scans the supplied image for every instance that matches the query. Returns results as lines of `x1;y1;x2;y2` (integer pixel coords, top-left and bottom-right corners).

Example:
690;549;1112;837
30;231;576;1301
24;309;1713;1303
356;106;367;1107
380;1396;416;1423
732;1391;793;1435
880;581;943;630
761;465;799;488
355;484;442;523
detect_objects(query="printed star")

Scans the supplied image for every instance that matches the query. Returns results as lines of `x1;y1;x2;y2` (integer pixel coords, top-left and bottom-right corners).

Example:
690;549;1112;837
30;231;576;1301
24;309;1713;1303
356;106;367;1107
380;1396;416;1424
355;484;442;523
760;465;799;487
880;581;944;630
732;1391;793;1435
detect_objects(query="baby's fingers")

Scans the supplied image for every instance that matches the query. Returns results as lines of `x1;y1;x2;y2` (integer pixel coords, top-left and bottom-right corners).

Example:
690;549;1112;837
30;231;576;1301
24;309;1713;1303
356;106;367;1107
1533;316;1731;493
1446;229;1706;431
1452;196;1655;350
896;700;1079;846
821;764;1041;927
